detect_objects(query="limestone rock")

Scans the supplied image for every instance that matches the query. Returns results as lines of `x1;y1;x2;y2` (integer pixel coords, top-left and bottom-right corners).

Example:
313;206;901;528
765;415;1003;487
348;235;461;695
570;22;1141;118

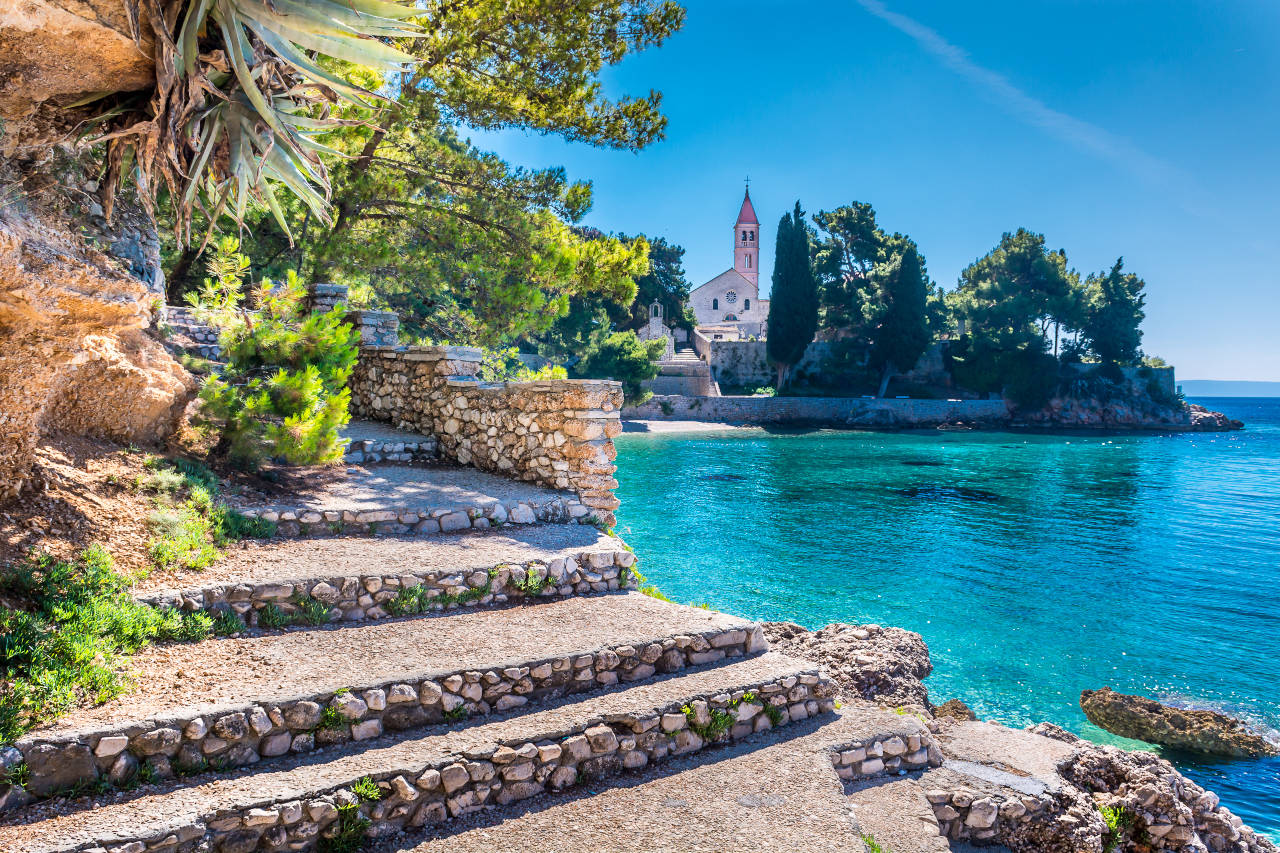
1081;687;1279;758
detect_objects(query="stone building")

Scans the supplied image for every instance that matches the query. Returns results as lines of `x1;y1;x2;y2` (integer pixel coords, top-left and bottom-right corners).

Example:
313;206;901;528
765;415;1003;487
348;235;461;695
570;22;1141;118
687;187;770;338
634;301;676;358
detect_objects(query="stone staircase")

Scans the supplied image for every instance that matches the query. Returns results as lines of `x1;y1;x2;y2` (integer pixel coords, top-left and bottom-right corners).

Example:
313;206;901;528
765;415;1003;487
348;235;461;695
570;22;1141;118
0;419;1068;853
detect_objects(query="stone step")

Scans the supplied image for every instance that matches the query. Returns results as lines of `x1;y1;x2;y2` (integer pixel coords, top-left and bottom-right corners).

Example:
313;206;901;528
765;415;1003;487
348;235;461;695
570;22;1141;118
846;775;951;853
227;464;591;539
1;653;835;853
9;595;767;804
366;703;940;853
341;420;437;465
133;526;635;627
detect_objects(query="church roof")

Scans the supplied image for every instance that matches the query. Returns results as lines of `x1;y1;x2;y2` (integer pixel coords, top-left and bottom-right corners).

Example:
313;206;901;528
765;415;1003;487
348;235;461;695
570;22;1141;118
735;188;758;225
690;268;757;295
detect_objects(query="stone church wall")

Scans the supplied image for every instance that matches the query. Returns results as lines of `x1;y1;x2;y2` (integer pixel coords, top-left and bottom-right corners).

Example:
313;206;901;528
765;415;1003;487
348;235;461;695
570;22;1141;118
350;346;624;526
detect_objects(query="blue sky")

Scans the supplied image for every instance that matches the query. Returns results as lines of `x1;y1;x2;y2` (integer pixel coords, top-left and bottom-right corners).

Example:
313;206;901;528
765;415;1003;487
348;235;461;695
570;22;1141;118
472;0;1280;381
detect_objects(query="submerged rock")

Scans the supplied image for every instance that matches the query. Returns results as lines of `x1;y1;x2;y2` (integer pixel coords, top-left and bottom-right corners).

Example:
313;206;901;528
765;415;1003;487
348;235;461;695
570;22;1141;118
895;485;1000;502
1081;687;1279;757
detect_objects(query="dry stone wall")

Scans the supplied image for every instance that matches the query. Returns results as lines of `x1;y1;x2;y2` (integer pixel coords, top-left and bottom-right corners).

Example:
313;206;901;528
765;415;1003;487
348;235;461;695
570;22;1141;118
351;346;623;525
46;674;830;853
236;493;584;539
9;624;773;807
832;730;942;780
139;548;639;626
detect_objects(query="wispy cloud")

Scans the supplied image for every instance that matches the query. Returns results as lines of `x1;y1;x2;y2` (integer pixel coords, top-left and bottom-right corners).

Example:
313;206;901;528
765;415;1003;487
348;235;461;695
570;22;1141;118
854;0;1177;188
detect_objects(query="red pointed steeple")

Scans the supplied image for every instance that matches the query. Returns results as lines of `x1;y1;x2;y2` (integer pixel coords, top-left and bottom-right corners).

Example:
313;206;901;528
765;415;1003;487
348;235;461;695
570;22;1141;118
735;187;759;225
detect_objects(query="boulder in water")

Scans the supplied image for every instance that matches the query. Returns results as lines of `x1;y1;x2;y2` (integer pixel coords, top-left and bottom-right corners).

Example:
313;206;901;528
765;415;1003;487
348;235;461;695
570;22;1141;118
1080;687;1279;757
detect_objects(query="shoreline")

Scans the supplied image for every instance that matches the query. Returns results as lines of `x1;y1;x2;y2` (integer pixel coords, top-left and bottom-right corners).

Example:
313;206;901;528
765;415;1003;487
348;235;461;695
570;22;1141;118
620;417;1237;437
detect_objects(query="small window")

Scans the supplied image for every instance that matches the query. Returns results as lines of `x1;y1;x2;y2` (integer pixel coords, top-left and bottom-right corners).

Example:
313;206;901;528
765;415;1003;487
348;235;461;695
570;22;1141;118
746;255;751;269
750;230;755;241
741;230;747;241
744;298;750;310
712;298;718;310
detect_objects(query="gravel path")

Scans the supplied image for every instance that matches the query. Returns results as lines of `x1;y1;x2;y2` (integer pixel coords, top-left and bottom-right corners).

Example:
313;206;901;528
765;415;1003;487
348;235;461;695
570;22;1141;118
373;706;919;853
36;594;752;735
230;463;570;512
133;526;618;592
3;654;814;853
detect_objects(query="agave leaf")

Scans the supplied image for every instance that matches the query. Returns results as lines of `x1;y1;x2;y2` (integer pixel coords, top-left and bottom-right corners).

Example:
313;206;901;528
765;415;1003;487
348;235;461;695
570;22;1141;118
245;0;423;38
178;0;217;74
338;0;422;21
243;19;380;106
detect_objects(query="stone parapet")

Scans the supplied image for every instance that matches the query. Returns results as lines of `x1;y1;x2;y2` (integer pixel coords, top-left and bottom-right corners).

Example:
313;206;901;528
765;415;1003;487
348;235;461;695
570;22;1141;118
348;309;399;347
351;346;624;526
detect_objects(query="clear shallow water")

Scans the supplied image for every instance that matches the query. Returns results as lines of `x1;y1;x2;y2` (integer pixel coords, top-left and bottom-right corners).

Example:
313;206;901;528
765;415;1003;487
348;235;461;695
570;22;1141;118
614;397;1280;839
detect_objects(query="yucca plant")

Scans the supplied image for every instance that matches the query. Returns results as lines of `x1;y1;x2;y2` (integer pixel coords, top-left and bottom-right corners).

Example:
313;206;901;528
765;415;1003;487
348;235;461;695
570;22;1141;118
92;0;422;244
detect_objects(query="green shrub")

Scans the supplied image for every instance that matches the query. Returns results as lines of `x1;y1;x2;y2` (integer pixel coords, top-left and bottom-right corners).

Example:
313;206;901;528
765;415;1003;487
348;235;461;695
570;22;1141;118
319;803;371;853
478;346;567;382
350;776;382;802
142;457;275;573
257;603;293;630
188;237;357;470
0;546;218;743
1101;804;1136;853
574;330;665;406
212;610;247;636
293;595;332;627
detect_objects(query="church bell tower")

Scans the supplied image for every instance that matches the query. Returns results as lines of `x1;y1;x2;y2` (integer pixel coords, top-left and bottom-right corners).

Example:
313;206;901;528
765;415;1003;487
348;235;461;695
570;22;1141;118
733;186;759;287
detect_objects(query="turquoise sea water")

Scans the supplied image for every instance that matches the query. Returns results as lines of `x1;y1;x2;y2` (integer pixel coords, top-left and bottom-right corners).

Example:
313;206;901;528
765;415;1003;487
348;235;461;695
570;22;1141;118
613;397;1280;839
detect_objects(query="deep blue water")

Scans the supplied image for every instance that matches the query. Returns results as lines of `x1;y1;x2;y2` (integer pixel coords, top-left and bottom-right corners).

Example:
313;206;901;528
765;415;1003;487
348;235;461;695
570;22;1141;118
613;397;1280;839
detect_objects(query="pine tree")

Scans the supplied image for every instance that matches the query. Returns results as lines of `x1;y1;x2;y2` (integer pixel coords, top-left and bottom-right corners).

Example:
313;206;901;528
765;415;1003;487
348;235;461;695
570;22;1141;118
189;238;357;469
870;245;931;397
765;202;819;388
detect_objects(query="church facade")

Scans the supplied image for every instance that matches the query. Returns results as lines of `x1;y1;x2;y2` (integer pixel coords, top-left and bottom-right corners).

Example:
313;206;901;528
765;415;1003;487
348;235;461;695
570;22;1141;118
687;188;770;338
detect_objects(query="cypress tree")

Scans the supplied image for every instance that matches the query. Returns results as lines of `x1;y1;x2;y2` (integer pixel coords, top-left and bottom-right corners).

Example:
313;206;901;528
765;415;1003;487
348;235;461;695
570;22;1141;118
765;202;818;388
870;245;931;397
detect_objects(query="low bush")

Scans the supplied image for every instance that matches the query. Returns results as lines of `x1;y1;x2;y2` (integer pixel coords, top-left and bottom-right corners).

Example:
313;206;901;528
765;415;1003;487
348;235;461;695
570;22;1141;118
0;546;213;743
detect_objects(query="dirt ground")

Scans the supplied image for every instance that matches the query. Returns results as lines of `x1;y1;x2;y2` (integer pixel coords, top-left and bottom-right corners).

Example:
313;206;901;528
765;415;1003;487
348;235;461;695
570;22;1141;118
0;434;158;578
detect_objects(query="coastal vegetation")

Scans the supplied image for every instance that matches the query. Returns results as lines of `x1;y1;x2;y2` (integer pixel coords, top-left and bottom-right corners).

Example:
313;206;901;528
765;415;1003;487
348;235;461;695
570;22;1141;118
766;203;821;387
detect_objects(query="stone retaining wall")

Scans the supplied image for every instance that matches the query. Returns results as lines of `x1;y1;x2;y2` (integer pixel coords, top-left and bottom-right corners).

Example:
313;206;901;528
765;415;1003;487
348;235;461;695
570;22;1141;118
342;434;437;465
11;624;773;806
351;346;623;525
831;729;943;779
927;787;1058;846
138;548;638;626
625;395;1010;429
235;494;589;539
42;672;831;853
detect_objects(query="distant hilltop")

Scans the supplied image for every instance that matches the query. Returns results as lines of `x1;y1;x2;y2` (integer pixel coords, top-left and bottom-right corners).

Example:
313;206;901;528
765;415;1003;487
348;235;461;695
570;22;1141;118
1182;380;1280;398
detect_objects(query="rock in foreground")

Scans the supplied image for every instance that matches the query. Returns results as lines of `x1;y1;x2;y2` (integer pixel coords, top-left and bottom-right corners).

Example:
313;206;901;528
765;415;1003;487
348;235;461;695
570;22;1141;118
1188;404;1245;431
762;621;932;710
1081;687;1279;757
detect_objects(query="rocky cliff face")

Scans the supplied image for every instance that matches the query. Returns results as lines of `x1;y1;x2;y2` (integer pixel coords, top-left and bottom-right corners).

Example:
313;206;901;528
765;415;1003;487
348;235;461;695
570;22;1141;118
0;1;193;503
0;211;193;502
